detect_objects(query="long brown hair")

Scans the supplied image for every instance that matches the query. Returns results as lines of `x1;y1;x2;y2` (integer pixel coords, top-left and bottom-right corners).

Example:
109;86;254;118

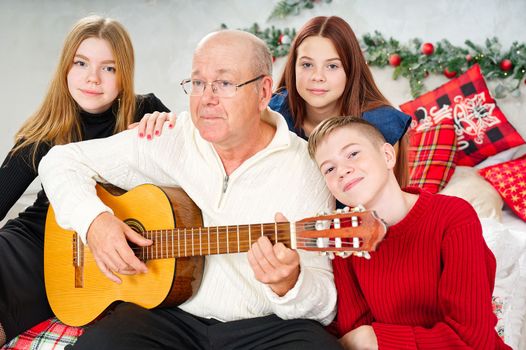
12;15;136;168
276;16;408;186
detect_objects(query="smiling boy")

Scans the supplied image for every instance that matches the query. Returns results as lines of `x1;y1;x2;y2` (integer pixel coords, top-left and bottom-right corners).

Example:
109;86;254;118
308;116;511;350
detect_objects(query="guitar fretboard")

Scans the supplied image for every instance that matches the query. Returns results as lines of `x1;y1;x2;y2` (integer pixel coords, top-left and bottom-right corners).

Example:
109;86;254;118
139;222;294;260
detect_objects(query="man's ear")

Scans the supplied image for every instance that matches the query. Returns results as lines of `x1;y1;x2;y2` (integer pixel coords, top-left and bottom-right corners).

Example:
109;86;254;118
258;76;273;112
382;143;396;170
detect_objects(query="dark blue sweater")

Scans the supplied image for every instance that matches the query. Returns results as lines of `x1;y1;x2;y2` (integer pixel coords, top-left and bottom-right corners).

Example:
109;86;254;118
268;90;410;144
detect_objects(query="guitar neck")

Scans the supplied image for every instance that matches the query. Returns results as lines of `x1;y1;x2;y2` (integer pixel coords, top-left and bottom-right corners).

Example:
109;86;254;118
139;222;294;260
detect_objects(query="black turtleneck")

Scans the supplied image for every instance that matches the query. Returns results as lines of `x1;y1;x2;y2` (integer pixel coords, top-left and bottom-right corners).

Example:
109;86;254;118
0;93;169;228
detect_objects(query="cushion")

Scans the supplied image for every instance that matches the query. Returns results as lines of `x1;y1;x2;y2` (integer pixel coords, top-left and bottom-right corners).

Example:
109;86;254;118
400;64;525;167
481;217;526;349
479;155;526;221
407;117;457;193
2;317;82;350
439;166;503;221
475;144;526;169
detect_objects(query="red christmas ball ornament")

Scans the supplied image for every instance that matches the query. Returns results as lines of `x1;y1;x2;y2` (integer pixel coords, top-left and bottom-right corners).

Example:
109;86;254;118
389;53;402;67
443;68;457;79
466;54;472;62
421;42;434;55
500;59;513;72
278;34;291;45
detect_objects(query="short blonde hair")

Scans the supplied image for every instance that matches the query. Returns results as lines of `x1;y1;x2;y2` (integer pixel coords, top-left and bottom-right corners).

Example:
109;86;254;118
307;115;386;159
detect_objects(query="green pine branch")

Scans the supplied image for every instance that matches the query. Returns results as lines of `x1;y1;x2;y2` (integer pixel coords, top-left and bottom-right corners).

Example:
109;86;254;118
268;0;332;21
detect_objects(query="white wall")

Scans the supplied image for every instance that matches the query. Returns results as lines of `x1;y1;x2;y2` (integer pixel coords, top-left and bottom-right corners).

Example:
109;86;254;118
1;0;525;194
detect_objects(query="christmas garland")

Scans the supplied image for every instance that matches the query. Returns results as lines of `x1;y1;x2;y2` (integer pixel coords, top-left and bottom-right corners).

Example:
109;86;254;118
225;1;526;98
268;0;332;20
236;26;525;98
363;32;526;98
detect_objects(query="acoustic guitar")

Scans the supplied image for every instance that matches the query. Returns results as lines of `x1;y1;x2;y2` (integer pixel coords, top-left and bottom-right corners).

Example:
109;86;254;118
44;184;386;326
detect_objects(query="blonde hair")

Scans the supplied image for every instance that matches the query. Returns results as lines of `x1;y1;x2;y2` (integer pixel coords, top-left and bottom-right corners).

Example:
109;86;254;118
308;115;386;159
12;15;136;168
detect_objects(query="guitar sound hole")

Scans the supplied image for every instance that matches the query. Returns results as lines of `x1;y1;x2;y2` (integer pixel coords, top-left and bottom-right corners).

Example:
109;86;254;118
125;218;146;234
124;219;147;262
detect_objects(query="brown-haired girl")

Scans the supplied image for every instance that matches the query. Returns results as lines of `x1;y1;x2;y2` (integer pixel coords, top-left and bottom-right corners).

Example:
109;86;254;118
269;15;411;186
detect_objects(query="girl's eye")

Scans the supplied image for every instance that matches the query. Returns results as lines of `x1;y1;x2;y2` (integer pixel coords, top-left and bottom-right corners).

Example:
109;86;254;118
327;64;339;70
300;62;313;69
102;66;116;73
73;60;86;67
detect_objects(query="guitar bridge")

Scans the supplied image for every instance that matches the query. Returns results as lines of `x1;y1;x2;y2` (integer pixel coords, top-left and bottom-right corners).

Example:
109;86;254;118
73;233;84;288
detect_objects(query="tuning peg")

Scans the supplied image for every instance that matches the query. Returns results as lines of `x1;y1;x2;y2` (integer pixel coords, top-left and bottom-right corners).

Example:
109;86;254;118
315;220;331;231
333;251;372;259
350;205;366;213
342;206;350;213
351;251;371;260
352;237;360;248
319;251;335;260
337;251;351;258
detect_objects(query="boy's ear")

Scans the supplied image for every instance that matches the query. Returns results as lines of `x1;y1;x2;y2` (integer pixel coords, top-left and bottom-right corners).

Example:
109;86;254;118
382;143;396;170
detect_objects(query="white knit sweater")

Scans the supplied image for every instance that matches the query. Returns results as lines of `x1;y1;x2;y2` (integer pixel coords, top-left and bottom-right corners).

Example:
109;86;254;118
39;108;336;325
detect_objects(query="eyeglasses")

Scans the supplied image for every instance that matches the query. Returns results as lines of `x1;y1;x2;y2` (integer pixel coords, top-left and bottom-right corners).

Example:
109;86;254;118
180;75;265;98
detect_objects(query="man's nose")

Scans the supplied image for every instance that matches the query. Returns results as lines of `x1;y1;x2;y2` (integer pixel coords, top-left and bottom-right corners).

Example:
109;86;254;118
200;83;219;104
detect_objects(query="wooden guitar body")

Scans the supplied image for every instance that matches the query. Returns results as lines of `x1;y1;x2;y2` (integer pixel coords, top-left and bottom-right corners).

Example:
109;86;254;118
44;184;204;326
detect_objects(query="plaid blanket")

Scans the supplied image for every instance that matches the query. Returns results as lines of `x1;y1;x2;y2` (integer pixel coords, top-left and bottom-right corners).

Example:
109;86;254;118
2;318;83;350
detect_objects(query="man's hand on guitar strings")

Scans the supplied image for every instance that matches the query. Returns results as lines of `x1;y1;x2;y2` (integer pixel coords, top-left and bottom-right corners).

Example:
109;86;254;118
87;212;153;284
247;231;300;297
250;211;300;296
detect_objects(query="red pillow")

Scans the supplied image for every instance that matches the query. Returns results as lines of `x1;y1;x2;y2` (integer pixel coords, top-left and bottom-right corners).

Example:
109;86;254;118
408;116;457;193
400;64;525;166
479;155;526;221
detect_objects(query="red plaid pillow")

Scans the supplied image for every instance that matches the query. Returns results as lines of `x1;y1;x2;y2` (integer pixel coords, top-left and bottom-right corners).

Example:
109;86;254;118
400;64;525;166
479;155;526;221
2;317;83;349
408;117;457;193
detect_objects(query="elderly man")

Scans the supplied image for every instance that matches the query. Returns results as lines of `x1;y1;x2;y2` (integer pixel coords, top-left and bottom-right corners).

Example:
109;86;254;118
39;30;339;349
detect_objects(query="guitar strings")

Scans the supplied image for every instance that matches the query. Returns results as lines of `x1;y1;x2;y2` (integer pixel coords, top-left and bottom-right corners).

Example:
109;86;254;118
127;237;365;254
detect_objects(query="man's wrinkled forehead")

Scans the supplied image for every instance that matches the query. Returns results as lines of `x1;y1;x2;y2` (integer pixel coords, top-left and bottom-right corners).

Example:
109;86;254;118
191;48;246;78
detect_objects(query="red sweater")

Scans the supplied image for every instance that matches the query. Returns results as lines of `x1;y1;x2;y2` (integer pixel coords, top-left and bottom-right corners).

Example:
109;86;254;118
333;188;511;349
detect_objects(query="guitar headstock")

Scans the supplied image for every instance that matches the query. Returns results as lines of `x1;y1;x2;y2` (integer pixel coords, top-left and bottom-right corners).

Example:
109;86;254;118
294;208;387;257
